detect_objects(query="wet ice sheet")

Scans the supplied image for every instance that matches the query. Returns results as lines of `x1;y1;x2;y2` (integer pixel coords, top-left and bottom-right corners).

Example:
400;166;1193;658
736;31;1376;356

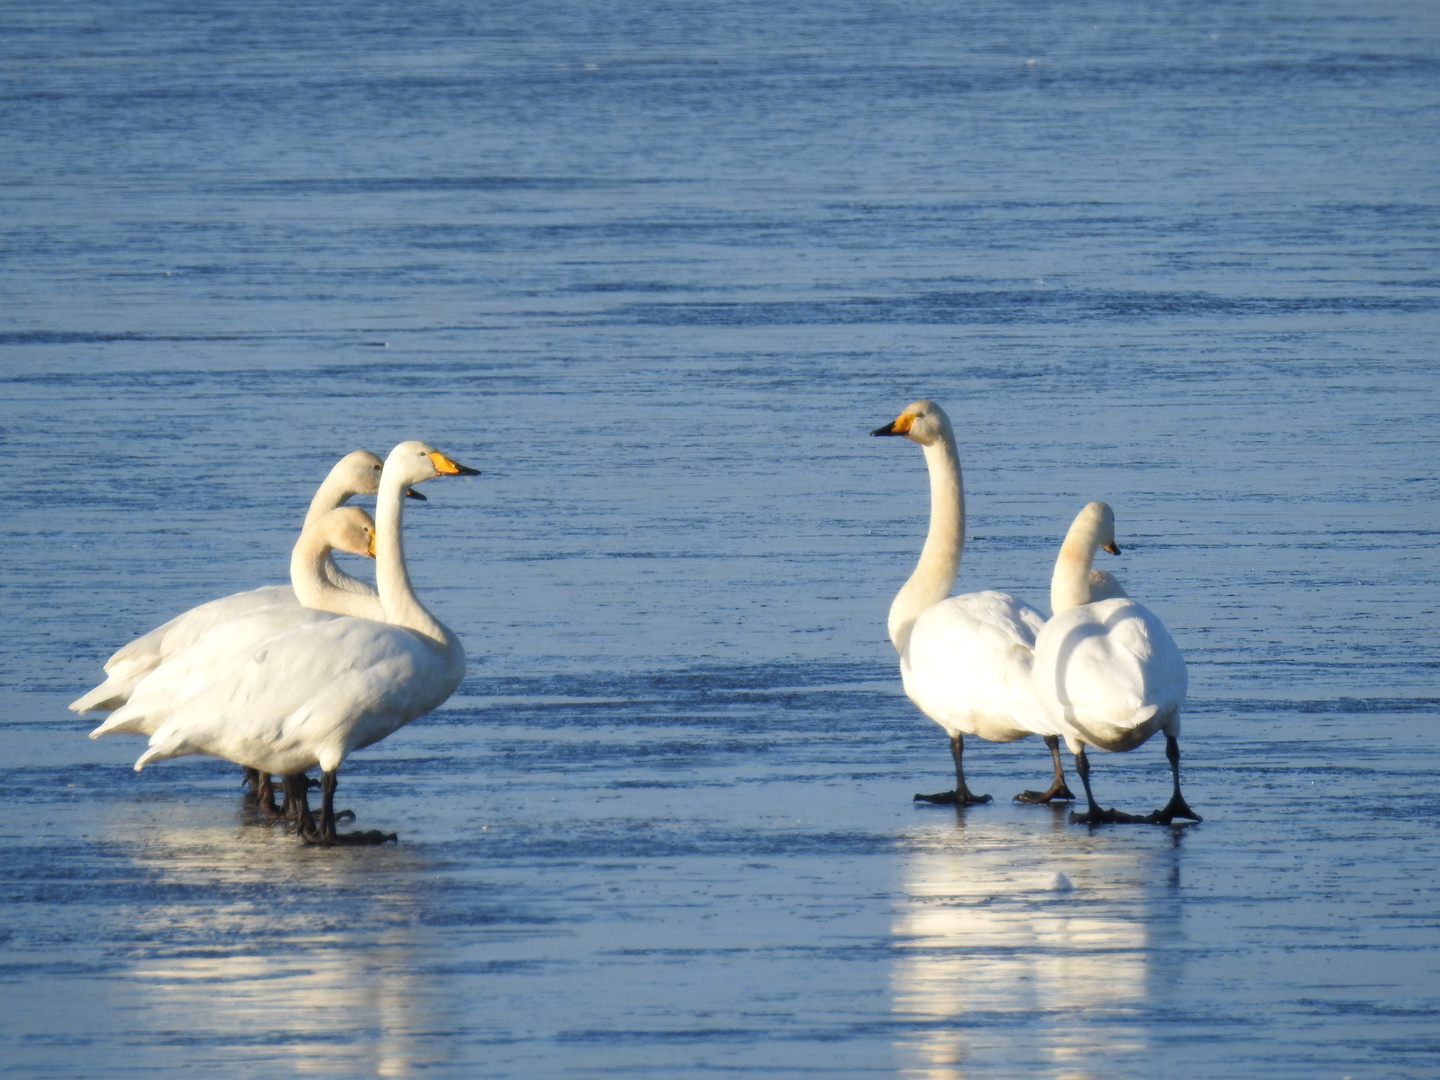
3;0;1440;1076
5;673;1440;1078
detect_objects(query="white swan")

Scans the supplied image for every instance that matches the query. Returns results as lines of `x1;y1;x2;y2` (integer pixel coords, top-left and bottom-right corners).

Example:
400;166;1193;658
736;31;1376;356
88;506;379;741
872;400;1070;806
69;450;399;716
133;441;478;845
1032;502;1200;825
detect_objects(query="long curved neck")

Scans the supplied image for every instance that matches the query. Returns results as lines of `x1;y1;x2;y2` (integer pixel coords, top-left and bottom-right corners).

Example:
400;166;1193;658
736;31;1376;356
303;471;353;527
375;472;450;646
888;433;964;652
290;532;378;618
1051;518;1101;615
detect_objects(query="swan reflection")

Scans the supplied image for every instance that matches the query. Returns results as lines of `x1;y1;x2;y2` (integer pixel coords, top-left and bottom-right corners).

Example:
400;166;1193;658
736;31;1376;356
892;820;1182;1079
110;816;442;1075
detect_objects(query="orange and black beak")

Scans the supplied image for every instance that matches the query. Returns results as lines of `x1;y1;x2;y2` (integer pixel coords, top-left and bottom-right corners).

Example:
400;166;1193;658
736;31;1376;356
1103;541;1122;555
871;412;916;437
405;488;427;502
427;451;480;477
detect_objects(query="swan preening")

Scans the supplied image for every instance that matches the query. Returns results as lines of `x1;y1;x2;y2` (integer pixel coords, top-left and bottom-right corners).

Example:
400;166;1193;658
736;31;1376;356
1034;502;1200;825
874;401;1199;825
77;442;477;845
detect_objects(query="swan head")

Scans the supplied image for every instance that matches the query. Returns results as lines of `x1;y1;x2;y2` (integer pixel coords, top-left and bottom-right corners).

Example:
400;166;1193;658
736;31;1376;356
330;450;386;497
384;440;481;488
1079;501;1121;556
870;399;954;447
313;505;378;559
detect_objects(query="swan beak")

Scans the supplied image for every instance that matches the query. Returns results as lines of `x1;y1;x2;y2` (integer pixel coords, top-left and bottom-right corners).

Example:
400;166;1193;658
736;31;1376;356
405;488;427;502
366;531;377;559
428;452;481;476
1103;541;1122;555
871;413;915;437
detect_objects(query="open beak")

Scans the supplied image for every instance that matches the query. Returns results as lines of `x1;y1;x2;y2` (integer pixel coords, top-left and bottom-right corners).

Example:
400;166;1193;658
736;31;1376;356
405;488;427;502
1103;541;1122;555
871;413;915;437
428;451;480;476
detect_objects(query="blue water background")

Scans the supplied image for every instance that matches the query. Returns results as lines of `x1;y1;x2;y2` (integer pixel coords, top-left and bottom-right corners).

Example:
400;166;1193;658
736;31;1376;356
2;1;1438;1076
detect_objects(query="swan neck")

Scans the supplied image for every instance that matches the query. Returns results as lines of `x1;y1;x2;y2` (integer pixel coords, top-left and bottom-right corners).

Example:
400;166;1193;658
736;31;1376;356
375;473;450;645
303;471;350;527
889;434;964;651
1051;517;1101;615
290;530;375;617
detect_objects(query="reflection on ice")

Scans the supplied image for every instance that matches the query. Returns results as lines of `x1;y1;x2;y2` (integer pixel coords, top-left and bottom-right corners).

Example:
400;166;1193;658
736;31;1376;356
891;818;1182;1079
107;818;443;1076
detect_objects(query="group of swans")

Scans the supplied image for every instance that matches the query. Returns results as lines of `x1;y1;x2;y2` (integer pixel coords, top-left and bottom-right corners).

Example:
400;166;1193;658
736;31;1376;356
71;441;479;844
874;400;1199;826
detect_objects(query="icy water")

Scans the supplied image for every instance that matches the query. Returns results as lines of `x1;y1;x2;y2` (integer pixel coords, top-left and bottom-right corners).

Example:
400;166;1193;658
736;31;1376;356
3;0;1439;1076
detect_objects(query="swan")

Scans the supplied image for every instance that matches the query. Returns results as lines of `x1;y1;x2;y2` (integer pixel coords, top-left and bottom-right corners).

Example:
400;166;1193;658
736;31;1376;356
1032;502;1200;825
872;400;1071;806
68;450;411;716
91;504;378;740
133;441;478;845
90;505;380;816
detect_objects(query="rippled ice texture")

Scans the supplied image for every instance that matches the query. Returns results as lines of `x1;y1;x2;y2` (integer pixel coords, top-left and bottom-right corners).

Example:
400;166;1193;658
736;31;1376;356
2;0;1438;1077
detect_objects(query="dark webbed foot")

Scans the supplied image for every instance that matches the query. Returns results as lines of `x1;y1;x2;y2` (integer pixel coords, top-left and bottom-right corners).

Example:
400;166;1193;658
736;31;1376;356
304;829;398;847
1015;780;1076;804
1069;804;1154;825
914;789;992;806
1146;792;1202;825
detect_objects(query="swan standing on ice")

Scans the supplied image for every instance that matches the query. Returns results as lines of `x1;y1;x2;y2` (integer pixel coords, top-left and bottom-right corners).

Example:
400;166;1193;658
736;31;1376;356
872;400;1072;806
68;450;408;717
89;505;380;816
1032;502;1201;825
133;441;478;845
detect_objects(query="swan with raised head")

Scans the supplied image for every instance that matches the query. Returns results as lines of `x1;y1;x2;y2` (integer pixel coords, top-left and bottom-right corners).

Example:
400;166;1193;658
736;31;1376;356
68;450;410;716
1032;501;1200;825
872;400;1071;806
133;441;478;845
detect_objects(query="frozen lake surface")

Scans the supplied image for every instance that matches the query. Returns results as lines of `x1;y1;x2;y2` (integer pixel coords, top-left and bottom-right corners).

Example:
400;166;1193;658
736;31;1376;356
2;0;1439;1076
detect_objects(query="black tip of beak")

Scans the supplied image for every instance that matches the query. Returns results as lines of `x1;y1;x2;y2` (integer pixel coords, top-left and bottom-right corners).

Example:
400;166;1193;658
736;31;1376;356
871;423;900;437
452;464;481;476
405;488;427;502
1103;542;1122;555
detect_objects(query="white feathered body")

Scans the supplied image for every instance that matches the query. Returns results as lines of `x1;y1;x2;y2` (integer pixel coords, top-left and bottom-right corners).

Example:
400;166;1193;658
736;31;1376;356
1031;596;1186;754
89;601;341;738
136;615;466;775
901;590;1048;743
70;585;297;714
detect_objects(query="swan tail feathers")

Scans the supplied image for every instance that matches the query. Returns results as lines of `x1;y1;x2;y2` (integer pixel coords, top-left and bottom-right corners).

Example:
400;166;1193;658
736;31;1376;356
90;708;150;739
70;681;128;714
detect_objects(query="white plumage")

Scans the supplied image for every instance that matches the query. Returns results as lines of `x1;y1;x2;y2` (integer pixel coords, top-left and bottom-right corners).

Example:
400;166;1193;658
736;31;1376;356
1031;501;1200;825
69;450;388;716
872;400;1069;806
89;506;377;741
132;441;478;844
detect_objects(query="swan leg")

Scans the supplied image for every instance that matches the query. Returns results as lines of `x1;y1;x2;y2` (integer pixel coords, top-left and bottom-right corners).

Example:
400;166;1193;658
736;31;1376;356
254;772;285;818
282;773;319;837
242;767;264;798
1014;735;1077;803
1068;745;1154;825
303;770;396;846
1146;734;1202;824
915;733;992;806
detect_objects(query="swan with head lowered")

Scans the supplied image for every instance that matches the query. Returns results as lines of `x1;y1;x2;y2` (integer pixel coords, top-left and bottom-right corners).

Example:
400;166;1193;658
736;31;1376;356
1032;502;1200;825
68;450;419;716
872;400;1073;806
133;441;478;845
